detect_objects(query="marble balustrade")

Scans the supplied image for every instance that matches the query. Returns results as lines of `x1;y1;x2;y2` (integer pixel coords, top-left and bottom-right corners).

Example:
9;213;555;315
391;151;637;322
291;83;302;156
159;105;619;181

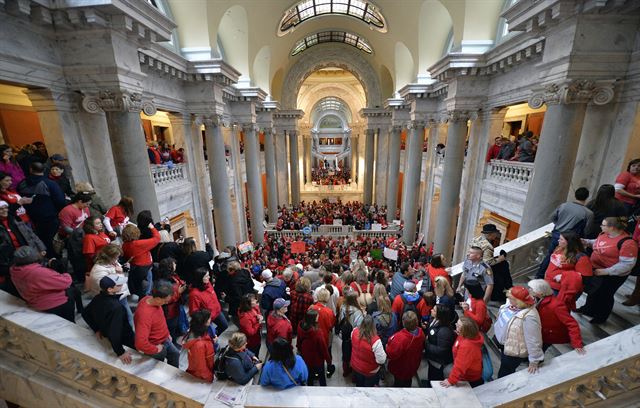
151;163;188;185
486;160;535;185
265;225;403;240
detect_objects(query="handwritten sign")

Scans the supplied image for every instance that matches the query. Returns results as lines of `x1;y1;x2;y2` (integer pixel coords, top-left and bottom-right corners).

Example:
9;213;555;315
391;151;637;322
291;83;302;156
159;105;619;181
291;241;306;254
383;247;398;261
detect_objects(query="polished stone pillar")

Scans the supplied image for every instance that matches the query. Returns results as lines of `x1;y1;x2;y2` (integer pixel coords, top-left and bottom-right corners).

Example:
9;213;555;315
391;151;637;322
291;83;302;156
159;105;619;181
374;127;389;205
401;121;426;244
105;109;161;220
275;131;289;205
433;112;470;256
351;134;358;183
419;121;440;240
386;125;402;222
263;128;279;223
363;128;375;204
203;117;236;248
303;136;312;185
243;124;265;244
452;109;506;263
169;113;214;250
288;130;300;205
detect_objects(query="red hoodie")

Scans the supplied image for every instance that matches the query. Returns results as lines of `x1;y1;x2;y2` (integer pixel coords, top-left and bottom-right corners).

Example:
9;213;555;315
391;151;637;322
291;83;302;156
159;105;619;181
537;296;583;348
184;336;214;382
463;298;491;332
557;270;584;312
238;305;262;349
122;227;160;266
189;282;222;319
448;334;484;385
296;325;330;368
267;311;292;345
386;328;425;380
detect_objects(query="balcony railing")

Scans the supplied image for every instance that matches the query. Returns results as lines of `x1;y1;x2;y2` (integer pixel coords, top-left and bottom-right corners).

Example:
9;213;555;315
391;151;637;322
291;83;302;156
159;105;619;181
151;163;188;185
486;159;535;186
265;224;402;239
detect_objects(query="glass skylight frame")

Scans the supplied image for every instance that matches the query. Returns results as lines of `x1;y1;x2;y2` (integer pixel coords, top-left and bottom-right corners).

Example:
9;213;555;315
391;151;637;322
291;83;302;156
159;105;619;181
279;0;387;36
291;30;373;56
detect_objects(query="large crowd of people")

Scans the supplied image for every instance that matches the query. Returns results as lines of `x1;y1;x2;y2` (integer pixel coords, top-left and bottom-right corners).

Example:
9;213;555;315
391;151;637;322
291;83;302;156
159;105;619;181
311;166;351;185
0;138;638;392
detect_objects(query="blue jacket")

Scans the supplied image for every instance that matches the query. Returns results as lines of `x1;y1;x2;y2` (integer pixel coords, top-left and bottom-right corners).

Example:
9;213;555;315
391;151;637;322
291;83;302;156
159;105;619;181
260;355;308;389
225;349;259;385
389;272;409;300
18;175;65;223
260;278;286;313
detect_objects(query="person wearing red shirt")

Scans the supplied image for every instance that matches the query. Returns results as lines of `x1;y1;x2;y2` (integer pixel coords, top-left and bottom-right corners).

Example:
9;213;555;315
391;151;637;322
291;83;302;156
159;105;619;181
580;217;639;323
157;258;187;346
297;309;331;386
557;270;584;312
134;280;179;367
103;197;134;238
267;298;293;352
614;158;640;211
237;293;263;356
184;309;216;382
58;193;91;237
441;316;484;388
189;267;228;336
0;172;30;223
386;311;425;387
310;288;337;376
350;315;387;387
461;281;491;333
528;279;585;354
122;223;160;297
426;254;451;290
82;216;111;273
391;281;431;323
544;231;592;292
485;137;503;163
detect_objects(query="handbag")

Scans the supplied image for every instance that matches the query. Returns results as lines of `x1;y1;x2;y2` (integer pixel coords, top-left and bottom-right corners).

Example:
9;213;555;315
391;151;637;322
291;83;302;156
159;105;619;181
481;345;494;382
283;363;305;386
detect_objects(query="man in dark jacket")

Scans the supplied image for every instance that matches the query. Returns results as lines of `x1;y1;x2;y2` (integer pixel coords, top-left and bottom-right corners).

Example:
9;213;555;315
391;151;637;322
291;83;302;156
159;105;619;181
82;274;135;364
227;261;255;321
17;161;65;257
260;269;286;315
0;200;46;295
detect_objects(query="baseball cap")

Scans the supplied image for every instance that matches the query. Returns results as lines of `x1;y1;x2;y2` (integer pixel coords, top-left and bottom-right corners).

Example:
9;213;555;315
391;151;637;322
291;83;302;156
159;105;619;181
509;286;534;305
0;201;8;208
403;281;417;292
99;274;128;290
261;269;273;280
273;298;290;310
51;153;66;161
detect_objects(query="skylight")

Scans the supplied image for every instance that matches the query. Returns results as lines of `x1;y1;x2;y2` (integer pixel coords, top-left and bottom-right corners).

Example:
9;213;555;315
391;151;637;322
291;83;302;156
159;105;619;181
291;30;373;56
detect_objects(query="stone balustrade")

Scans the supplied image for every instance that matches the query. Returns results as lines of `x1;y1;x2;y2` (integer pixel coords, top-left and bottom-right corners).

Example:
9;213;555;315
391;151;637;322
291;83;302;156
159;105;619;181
265;224;402;240
486;159;535;186
151;163;188;185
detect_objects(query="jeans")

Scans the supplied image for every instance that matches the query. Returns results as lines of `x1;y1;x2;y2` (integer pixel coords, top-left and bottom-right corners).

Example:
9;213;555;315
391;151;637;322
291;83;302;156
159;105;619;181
120;297;134;330
354;370;380;387
536;230;560;279
497;353;528;378
149;338;180;368
213;312;229;336
129;265;153;297
393;377;412;387
308;365;327;386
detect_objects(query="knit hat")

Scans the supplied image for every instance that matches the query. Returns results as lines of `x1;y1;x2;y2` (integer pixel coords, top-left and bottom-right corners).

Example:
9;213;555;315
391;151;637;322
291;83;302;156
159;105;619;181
99;274;128;290
403;281;417;292
509;286;535;306
273;298;290;310
261;269;273;280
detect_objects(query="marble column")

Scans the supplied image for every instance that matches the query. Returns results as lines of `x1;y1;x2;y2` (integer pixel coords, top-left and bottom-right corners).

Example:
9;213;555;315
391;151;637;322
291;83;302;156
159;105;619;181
203;117;236;248
419;121;440;240
433;112;470;256
243;124;265;244
401;121;426;244
104;109;161;220
169;113;214;250
288;130;301;205
227;126;248;242
386;125;402;222
351;134;358;184
275;131;289;205
263;128;279;223
363;128;375;204
374;127;389;206
452;109;506;263
303;135;312;185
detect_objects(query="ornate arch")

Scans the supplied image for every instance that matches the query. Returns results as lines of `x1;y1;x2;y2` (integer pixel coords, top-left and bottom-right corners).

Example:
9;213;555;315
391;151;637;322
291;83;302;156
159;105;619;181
281;43;382;109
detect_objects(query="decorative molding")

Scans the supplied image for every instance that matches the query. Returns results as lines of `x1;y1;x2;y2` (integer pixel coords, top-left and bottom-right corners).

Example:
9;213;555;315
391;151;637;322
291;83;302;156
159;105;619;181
241;123;259;133
528;79;615;108
408;120;426;130
81;90;156;114
446;110;472;123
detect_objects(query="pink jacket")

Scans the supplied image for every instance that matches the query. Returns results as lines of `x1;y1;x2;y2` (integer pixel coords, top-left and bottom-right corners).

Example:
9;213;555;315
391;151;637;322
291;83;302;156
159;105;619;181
10;263;71;310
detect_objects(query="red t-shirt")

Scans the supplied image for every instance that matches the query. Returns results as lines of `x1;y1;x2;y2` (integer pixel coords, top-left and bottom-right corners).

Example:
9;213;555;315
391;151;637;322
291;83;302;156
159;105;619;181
58;205;89;236
1;218;21;248
105;205;129;231
134;296;171;355
590;233;639;269
0;190;29;223
82;232;111;257
615;171;640;205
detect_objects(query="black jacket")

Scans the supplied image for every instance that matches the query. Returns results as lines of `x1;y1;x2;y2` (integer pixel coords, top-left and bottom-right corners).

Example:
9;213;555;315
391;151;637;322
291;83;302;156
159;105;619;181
424;320;456;366
227;268;255;305
179;245;214;284
82;292;134;356
0;215;46;277
17;175;65;223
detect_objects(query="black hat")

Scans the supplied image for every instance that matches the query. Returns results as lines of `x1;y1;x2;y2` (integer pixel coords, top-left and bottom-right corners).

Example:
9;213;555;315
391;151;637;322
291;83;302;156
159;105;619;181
481;224;498;234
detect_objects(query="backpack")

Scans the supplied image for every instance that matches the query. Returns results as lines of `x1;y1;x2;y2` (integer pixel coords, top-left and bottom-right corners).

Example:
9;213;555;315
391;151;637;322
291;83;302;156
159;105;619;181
354;282;373;308
400;295;419;325
213;345;230;380
337;307;354;342
481;345;493;382
617;237;640;277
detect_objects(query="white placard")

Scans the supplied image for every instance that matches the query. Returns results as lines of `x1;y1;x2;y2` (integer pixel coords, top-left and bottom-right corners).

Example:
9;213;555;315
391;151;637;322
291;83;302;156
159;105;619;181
371;223;382;231
383;247;398;260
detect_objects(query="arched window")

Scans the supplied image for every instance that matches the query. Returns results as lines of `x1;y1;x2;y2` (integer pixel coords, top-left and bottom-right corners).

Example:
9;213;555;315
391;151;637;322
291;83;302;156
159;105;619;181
292;31;373;56
278;0;387;36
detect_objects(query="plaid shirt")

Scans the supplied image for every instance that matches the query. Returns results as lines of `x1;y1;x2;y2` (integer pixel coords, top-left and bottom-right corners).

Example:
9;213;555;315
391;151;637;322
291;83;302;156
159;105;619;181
289;291;314;331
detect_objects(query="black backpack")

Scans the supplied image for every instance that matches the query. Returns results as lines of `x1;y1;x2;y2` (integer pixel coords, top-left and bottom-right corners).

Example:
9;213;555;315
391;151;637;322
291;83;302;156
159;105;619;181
337;307;354;342
214;345;230;380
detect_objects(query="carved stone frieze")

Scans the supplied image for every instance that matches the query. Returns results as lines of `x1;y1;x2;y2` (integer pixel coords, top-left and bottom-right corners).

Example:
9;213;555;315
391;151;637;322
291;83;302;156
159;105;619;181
528;80;615;109
82;90;156;115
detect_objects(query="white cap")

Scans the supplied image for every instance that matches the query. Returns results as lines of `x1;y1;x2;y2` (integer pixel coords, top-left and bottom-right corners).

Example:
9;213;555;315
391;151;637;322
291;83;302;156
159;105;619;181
261;269;273;280
0;201;8;208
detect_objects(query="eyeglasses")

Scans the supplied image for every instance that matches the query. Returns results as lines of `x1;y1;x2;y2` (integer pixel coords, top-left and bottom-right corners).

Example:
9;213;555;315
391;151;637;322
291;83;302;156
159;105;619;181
601;224;609;228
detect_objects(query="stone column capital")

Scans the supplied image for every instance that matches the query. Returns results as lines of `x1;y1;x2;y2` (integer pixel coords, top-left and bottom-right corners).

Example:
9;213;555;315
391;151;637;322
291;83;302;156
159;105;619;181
365;128;376;137
528;79;615;109
198;114;228;128
408;120;426;130
390;125;404;134
166;112;192;126
444;111;472;123
241;123;259;133
82;90;156;115
261;127;273;136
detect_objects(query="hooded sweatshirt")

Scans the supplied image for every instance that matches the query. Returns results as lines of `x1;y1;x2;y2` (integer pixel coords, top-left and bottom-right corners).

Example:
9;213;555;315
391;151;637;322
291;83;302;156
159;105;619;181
10;263;71;310
448;334;484;385
297;325;330;368
260;277;286;313
184;336;215;382
386;327;426;380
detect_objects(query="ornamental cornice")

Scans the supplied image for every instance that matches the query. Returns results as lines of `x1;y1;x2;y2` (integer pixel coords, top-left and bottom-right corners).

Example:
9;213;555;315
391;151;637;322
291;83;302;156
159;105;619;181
528;79;615;108
196;114;229;128
81;90;155;115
